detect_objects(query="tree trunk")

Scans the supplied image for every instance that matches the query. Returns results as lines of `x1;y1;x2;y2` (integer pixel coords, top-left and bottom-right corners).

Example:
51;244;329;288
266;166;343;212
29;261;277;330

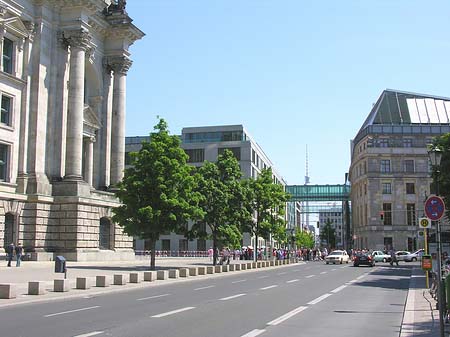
254;221;259;262
150;239;156;270
212;229;217;266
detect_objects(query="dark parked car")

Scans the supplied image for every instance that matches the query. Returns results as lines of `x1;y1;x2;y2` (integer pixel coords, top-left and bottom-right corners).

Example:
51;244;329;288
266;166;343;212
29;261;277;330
353;252;375;267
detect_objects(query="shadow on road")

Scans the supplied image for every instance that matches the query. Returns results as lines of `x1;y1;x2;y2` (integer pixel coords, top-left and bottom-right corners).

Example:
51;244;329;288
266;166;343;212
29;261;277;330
353;264;419;290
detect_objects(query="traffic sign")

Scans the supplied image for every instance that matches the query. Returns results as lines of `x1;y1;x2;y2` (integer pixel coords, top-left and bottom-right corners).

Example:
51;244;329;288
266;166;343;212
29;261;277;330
419;217;431;229
424;195;446;221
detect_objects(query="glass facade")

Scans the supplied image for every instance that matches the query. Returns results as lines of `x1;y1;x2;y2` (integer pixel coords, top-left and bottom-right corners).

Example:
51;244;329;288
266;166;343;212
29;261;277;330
185;148;205;163
183;131;246;143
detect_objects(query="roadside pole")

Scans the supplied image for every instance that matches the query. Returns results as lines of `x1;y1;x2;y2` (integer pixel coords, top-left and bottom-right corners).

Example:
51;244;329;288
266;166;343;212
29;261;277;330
424;228;429;289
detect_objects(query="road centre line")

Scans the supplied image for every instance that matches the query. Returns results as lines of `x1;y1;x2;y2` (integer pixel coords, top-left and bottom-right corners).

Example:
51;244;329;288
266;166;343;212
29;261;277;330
260;285;278;290
331;285;347;293
320;272;327;274
356;275;366;280
151;307;195;318
194;285;215;291
286;279;299;283
241;329;266;337
277;272;287;275
307;293;332;305
267;306;308;326
44;306;100;318
219;293;246;301
257;275;269;279
331;268;337;271
232;279;247;284
137;294;170;301
73;332;104;337
306;275;315;278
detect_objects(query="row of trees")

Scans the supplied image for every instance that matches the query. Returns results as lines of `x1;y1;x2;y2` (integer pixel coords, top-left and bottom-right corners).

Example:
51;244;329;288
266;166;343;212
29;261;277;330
112;119;295;269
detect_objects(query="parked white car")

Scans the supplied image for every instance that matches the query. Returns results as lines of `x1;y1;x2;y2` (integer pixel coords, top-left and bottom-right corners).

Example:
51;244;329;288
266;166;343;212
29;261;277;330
372;250;391;263
404;249;424;262
395;251;411;261
325;250;349;264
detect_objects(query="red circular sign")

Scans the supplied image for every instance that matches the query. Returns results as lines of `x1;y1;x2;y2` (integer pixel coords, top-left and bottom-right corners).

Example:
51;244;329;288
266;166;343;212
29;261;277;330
425;196;446;221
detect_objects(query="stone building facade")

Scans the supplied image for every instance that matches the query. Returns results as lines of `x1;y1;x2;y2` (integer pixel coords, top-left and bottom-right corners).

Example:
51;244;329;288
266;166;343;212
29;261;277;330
0;0;143;261
349;89;450;252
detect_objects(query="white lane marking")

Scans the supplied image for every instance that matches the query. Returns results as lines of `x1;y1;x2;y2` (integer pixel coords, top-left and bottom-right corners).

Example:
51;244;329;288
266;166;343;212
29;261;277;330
320;272;327;274
331;285;347;293
232;279;247;284
241;329;266;337
151;307;195;318
260;285;278;290
331;268;337;271
45;306;100;318
307;293;332;305
219;293;246;301
293;269;301;272
73;332;104;337
267;306;308;326
287;279;299;283
306;275;315;278
194;285;215;291
277;272;287;275
356;275;365;280
258;275;269;279
137;294;170;301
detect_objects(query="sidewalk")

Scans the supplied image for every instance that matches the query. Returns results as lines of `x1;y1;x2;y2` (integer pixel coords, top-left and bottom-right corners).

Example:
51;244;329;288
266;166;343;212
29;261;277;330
400;267;448;337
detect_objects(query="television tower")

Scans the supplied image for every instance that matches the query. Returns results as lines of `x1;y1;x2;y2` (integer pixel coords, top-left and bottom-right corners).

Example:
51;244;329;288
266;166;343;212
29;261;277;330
302;145;310;233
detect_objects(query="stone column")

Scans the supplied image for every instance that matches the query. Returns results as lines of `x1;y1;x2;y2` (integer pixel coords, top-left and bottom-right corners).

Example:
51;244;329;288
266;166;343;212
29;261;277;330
64;29;92;180
109;56;132;186
84;136;95;187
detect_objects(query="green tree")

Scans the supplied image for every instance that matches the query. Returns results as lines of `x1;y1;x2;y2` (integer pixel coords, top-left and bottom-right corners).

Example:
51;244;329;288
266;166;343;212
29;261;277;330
320;219;336;249
295;229;315;249
112;118;204;270
430;134;450;214
245;168;290;261
189;150;251;265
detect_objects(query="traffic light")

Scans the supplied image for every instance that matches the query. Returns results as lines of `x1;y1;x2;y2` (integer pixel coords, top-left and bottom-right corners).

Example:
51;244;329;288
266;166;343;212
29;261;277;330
380;211;384;222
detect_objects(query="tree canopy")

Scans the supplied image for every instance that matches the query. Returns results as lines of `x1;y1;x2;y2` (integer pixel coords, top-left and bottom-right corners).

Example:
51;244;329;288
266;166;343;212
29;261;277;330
430;134;450;215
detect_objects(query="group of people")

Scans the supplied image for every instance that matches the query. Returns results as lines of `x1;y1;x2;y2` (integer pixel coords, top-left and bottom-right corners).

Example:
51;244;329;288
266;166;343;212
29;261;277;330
5;242;23;267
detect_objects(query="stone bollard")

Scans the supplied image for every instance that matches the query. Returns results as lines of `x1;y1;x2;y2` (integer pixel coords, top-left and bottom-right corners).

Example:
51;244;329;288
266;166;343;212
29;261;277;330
0;284;16;299
228;264;235;271
222;265;229;272
113;274;127;285
257;262;262;268
270;260;275;266
283;260;287;265
76;277;94;290
129;273;141;283
179;268;189;277
54;279;69;292
144;271;156;282
189;267;198;276
234;264;241;271
157;270;168;280
206;266;215;274
252;262;257;269
96;275;110;287
198;266;206;275
247;262;252;269
240;263;247;270
169;269;179;279
214;265;222;273
28;281;46;295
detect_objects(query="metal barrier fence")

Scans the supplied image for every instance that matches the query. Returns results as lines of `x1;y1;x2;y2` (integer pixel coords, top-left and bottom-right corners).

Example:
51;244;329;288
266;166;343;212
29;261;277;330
135;250;209;258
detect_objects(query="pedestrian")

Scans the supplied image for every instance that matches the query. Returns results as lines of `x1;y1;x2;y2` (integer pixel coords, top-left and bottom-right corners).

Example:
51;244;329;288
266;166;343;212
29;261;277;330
390;249;399;266
6;242;14;267
207;247;213;261
15;242;23;267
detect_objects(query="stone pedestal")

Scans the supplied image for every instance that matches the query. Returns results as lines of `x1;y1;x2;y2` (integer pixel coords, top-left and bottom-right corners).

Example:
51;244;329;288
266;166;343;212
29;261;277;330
0;284;16;299
54;279;69;292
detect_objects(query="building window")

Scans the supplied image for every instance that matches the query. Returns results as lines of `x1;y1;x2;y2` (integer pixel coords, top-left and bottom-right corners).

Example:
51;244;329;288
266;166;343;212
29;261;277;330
161;239;170;251
2;38;13;74
403;139;412;148
404;160;415;173
1;95;11;125
380;160;391;173
218;147;241;160
383;203;392;225
185;148;205;163
407;203;416;226
179;239;188;251
3;212;14;247
99;218;111;250
382;183;392;194
384;237;393;250
379;139;389;148
0;143;9;181
406;183;415;195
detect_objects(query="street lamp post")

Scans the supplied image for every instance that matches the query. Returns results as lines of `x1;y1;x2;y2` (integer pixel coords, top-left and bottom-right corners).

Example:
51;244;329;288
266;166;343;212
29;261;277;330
428;146;444;337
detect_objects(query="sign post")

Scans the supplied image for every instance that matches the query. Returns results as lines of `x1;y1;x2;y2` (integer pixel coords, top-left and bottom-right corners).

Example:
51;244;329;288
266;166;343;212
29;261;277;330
419;217;431;288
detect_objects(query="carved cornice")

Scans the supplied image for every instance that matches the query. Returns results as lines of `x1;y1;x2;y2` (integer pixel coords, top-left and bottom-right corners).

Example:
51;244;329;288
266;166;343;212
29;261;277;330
48;0;104;14
107;56;132;75
62;29;92;50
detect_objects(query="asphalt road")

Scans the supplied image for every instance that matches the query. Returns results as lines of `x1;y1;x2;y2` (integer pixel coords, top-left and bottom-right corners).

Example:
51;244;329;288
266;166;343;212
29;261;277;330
0;261;412;337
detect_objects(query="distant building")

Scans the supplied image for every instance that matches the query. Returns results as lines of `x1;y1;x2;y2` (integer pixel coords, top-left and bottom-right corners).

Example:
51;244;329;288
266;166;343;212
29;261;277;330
349;89;450;251
318;208;343;248
126;124;298;252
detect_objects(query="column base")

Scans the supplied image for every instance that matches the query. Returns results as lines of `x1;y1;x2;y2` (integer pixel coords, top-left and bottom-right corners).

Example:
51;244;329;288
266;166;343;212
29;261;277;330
18;172;52;195
52;179;91;197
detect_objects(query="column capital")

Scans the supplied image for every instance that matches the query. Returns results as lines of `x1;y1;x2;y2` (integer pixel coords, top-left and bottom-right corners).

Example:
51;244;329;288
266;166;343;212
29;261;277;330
62;29;93;51
107;56;132;75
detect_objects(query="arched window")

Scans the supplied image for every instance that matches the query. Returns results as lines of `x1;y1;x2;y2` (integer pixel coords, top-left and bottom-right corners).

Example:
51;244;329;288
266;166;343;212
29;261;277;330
4;212;14;247
99;217;111;250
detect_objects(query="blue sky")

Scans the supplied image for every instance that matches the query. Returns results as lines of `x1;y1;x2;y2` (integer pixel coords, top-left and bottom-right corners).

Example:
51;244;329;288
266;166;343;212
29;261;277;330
124;0;450;185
